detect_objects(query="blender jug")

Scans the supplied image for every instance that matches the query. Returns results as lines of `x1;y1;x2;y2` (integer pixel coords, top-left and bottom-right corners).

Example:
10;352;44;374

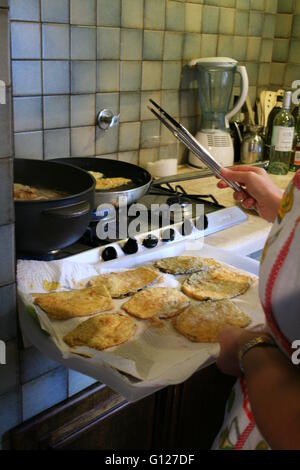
188;57;248;167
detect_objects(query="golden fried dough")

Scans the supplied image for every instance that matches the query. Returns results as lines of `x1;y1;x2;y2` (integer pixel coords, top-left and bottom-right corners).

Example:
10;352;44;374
34;285;113;321
182;267;253;301
14;183;40;201
88;170;104;180
63;313;136;350
89;266;160;298
174;300;251;343
122;287;190;319
155;256;222;275
95;177;132;190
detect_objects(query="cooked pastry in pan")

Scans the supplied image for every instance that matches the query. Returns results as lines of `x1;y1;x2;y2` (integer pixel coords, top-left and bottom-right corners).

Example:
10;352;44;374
95;177;132;191
155;256;222;275
34;285;113;321
88;170;104;180
182;266;253;301
122;287;190;319
63;313;136;350
174;300;251;343
89;266;160;298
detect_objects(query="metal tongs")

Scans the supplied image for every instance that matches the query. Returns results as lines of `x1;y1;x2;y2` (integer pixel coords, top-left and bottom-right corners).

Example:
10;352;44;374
148;99;246;195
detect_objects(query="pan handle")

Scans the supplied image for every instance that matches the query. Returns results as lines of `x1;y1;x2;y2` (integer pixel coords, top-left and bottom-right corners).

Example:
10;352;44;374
42;201;91;219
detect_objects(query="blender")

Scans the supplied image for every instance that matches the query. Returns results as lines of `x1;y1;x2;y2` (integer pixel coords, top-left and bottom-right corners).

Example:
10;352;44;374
188;57;249;167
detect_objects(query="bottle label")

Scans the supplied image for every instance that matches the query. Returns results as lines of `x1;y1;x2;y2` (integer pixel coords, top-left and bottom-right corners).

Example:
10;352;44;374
272;126;294;152
294;146;300;164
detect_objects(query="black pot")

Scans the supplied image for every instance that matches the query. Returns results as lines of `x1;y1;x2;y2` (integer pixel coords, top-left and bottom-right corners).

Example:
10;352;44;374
14;159;95;255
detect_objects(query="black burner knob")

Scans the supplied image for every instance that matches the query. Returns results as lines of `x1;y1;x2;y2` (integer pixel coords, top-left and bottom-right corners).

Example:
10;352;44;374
101;246;118;261
195;214;208;231
122;237;138;255
142;235;158;249
181;220;193;236
161;228;175;242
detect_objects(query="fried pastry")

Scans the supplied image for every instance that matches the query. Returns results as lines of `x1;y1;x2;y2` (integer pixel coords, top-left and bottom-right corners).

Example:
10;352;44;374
34;285;113;321
174;300;251;343
155;256;222;275
88;170;104;180
182;266;253;301
89;266;160;298
63;313;136;350
95;177;132;190
122;287;190;319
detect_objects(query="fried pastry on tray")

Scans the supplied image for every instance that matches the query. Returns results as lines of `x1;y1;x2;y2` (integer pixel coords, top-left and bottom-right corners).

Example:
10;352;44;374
174;300;251;343
182;266;253;301
63;313;136;350
89;266;160;298
34;285;113;321
154;256;223;275
122;287;190;319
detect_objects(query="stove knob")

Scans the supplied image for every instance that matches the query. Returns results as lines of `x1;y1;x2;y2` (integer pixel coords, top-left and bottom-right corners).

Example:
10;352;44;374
142;235;158;249
195;214;208;231
181;220;193;236
101;246;118;261
122;237;138;255
161;228;175;242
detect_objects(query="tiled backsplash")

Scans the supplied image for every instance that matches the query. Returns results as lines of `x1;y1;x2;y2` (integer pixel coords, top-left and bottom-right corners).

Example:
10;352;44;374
10;0;300;166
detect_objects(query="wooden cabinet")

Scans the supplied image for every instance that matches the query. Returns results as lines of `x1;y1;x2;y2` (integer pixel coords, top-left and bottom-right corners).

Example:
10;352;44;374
7;365;235;450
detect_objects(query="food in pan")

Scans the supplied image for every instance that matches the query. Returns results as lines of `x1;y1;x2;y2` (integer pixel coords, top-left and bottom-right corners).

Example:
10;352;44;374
89;266;160;298
33;285;113;321
182;266;253;301
88;170;104;180
63;313;136;350
14;183;70;201
122;287;190;319
155;256;223;275
174;300;251;343
94;177;132;191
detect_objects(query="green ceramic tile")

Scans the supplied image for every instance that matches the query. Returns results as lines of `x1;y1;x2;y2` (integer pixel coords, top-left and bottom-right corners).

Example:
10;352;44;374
219;8;235;35
119;121;140;151
236;0;250;9
121;0;143;29
162;61;182;90
144;0;165;30
265;0;278;14
183;33;201;60
160;121;178;145
250;0;264;10
143;30;164;60
248;11;263;36
277;0;294;13
179;89;197;117
295;2;300;13
263;14;276;38
163;32;184;60
202;5;219;34
71;0;96;26
289;39;300;63
120;92;140;122
232;36;247;60
260;38;273;62
180;64;197;90
166;1;185;32
292;16;300;39
97;60;120;92
284;64;300;87
235;10;249;36
275;14;293;38
141;120;160;148
96;92;119;117
246;37;261;61
215;0;235;6
185;3;202;33
258;63;271;86
204;0;219;4
139;148;159;168
118;150;139;164
120;61;142;91
96;126;119;154
161;90;180;117
140;91;161;120
272;38;289;62
120;29;142;60
97;27;120;60
97;0;121;27
200;33;218;57
270;62;285;85
217;35;234;57
142;61;162;90
245;62;258;85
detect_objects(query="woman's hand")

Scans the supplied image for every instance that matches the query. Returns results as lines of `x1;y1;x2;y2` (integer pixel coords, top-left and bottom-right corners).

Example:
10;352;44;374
216;326;267;377
217;166;283;222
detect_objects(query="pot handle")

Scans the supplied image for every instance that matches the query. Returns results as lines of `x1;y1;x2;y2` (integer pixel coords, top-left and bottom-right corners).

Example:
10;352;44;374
42;201;91;219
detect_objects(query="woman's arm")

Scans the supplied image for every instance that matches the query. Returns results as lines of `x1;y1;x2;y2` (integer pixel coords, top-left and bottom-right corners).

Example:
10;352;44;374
217;327;300;450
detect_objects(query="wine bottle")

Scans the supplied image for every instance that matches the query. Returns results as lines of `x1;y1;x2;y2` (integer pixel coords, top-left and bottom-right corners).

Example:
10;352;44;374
268;91;295;175
265;94;283;159
290;108;300;172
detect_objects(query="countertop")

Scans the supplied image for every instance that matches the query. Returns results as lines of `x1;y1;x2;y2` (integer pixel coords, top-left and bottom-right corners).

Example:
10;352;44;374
169;166;295;255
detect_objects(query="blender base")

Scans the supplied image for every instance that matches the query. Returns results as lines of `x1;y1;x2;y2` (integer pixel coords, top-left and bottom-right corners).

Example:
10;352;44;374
188;131;234;168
